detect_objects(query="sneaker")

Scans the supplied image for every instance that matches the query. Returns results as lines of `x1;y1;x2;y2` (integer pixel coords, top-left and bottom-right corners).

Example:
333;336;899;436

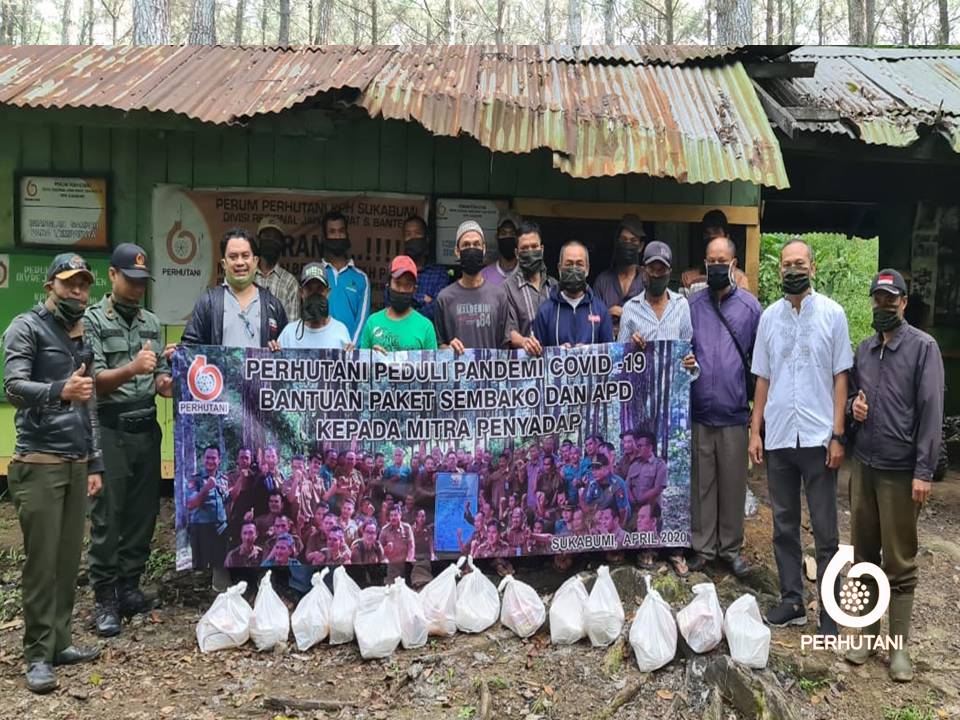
765;601;807;627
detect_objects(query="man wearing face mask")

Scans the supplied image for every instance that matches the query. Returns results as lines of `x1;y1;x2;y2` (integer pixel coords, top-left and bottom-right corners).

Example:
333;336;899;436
506;220;557;356
321;211;370;345
389;215;451;322
84;244;173;638
277;263;351;350
255;217;299;322
362;256;438;352
183;229;287;349
594;214;647;332
435;221;510;353
687;236;761;577
750;239;853;636
843;270;944;681
532;240;613;347
480;213;520;286
3;254;104;693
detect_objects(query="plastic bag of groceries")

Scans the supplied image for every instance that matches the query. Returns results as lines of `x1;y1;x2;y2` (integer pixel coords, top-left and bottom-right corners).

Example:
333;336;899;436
420;560;462;637
291;568;333;651
249;571;290;651
677;582;724;654
393;578;429;649
549;574;589;645
723;594;771;669
197;581;253;653
498;575;546;638
456;556;501;634
584;565;625;647
355;585;402;660
329;565;362;645
629;575;677;671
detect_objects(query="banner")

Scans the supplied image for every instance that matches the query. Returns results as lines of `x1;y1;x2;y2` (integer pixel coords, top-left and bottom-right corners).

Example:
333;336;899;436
151;185;427;324
172;342;692;571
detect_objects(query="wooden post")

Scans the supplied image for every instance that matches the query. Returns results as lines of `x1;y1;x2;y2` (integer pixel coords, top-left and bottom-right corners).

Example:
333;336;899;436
745;223;761;295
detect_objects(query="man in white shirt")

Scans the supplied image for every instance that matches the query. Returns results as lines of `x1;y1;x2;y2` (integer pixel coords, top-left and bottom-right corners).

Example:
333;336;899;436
750;238;853;636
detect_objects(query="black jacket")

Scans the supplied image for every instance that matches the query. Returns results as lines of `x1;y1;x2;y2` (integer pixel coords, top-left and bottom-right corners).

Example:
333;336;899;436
2;304;104;474
182;285;287;347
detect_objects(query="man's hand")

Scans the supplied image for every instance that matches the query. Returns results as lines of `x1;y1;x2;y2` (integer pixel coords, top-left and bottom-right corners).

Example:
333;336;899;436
630;332;646;350
61;363;94;402
748;432;764;466
372;344;388;355
826;439;844;469
343;342;355;352
450;338;466;356
203;476;217;493
522;334;543;357
307;551;323;565
912;478;932;504
852;390;868;423
155;374;173;398
87;473;103;497
610;305;623;319
162;343;177;361
131;341;157;375
682;352;697;371
244;509;254;522
267;340;281;352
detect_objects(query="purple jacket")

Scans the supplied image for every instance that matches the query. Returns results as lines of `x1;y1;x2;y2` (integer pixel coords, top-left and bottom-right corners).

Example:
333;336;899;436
689;288;762;426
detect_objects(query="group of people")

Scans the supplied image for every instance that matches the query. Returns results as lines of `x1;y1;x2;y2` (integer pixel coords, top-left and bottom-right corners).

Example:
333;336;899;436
1;201;945;694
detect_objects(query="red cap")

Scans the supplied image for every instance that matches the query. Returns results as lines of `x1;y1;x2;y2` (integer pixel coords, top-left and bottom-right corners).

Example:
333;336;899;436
391;255;418;280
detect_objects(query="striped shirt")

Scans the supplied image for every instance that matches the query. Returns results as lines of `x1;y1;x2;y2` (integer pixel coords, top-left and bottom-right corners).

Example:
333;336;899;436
257;264;300;322
617;288;693;344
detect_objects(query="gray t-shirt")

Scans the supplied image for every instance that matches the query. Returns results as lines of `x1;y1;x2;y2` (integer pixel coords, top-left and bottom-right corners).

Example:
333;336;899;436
434;280;510;350
222;286;262;348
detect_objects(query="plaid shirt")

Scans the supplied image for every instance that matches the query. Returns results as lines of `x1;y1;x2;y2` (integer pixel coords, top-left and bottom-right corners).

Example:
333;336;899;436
257;265;300;322
383;264;451;322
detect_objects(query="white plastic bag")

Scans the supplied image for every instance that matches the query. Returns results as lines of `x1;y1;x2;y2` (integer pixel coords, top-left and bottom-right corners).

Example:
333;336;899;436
329;565;362;645
677;582;724;654
355;585;402;660
723;594;771;669
585;565;625;647
549;574;589;645
498;575;546;638
291;568;333;651
420;560;461;637
249;571;290;651
456;556;501;634
196;581;253;652
629;575;677;672
393;578;429;649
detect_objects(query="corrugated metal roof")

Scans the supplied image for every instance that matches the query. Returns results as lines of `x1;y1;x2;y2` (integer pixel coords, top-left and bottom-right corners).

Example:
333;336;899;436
0;44;788;187
764;46;960;151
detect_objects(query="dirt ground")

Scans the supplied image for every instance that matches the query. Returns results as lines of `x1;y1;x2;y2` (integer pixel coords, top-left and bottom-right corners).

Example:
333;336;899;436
0;466;958;720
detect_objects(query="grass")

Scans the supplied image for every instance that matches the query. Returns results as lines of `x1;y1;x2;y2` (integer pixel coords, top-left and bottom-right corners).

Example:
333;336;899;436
457;707;476;719
883;706;937;720
798;677;831;695
144;548;176;582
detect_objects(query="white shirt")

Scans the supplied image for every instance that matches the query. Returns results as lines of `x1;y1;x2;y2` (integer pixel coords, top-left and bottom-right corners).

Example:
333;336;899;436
277;318;351;350
751;289;854;450
617;288;693;344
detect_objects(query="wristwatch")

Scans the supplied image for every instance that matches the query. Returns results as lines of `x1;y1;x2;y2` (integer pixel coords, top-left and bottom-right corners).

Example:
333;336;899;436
830;432;847;446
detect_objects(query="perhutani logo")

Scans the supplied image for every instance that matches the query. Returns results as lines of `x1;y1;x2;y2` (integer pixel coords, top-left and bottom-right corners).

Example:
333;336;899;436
178;355;229;415
801;544;901;651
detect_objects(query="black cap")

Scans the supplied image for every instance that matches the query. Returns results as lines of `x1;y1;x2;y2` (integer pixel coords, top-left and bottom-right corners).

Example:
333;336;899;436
870;269;907;297
46;253;94;284
642;241;673;268
590;454;610;469
110;243;153;281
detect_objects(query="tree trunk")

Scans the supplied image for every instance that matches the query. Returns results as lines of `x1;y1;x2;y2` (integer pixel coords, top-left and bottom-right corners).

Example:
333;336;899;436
566;0;580;44
865;0;875;42
603;0;614;43
188;0;216;44
543;0;552;42
0;3;10;44
939;0;948;43
899;0;909;43
234;0;244;43
495;0;505;45
706;0;712;43
18;0;27;43
847;0;864;43
817;0;823;43
133;0;169;43
81;0;93;42
278;0;290;43
370;0;378;42
776;0;782;41
60;0;72;43
352;0;359;43
259;0;266;43
764;0;773;43
664;0;673;43
716;0;751;43
317;0;331;42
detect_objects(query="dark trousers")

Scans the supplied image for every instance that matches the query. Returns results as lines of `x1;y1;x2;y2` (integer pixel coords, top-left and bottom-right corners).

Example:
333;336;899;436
766;446;839;606
88;423;162;589
8;460;88;662
691;423;748;562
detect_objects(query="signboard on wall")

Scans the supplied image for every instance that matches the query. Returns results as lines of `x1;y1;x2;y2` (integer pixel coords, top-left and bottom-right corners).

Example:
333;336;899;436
18;176;109;249
435;198;506;265
151;185;427;325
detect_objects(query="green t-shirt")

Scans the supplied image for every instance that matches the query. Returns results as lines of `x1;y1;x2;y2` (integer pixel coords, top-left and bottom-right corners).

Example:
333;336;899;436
360;309;438;352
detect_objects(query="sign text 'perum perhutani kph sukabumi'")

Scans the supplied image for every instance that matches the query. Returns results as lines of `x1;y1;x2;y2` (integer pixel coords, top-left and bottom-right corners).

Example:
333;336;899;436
171;342;692;571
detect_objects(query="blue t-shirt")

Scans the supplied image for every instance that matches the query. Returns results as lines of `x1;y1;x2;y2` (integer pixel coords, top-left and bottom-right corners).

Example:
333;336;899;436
278;318;351;350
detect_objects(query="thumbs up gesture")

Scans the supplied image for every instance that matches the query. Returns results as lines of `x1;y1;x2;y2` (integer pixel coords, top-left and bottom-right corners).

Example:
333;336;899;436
61;363;94;402
131;340;157;375
852;389;869;423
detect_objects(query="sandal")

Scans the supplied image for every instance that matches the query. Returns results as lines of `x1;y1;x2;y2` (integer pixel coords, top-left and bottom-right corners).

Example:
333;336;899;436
638;551;656;570
669;553;690;578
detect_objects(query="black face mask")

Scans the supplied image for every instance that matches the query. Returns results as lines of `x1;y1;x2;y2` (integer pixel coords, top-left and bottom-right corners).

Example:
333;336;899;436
706;263;733;293
259;242;282;265
872;306;903;333
459;248;485;276
324;238;350;258
389;289;415;314
53;296;86;326
559;266;587;295
614;241;640;268
518;249;545;277
113;296;141;323
301;293;329;323
405;237;428;262
497;236;517;261
646;274;670;297
782;269;811;296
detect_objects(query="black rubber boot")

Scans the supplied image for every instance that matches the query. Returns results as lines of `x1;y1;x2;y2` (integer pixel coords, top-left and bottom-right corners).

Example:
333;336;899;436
93;584;121;638
118;578;160;619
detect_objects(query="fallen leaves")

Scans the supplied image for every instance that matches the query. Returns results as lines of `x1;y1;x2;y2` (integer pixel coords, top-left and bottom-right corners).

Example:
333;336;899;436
656;689;674;701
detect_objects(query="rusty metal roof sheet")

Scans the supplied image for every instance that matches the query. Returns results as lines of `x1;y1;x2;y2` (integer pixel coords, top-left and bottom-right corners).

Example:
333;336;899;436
764;46;960;151
0;44;788;187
